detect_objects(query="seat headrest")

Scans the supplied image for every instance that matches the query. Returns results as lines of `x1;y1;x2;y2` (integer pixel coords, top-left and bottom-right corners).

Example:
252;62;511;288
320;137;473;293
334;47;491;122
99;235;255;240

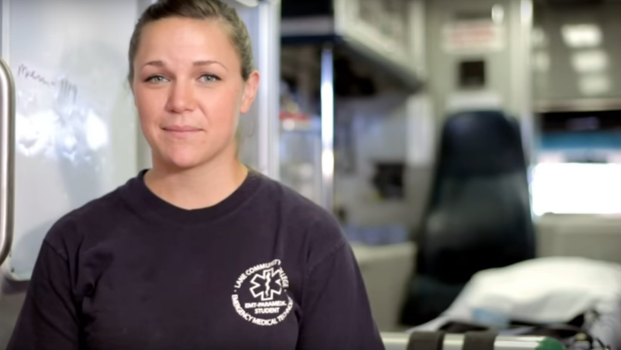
439;110;525;177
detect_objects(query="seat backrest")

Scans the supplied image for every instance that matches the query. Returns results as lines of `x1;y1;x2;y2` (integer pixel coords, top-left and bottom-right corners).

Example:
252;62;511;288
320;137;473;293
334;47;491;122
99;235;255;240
417;110;535;284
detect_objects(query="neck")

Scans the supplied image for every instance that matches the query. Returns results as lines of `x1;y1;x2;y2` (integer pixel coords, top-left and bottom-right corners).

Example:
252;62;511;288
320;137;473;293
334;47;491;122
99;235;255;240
144;151;248;210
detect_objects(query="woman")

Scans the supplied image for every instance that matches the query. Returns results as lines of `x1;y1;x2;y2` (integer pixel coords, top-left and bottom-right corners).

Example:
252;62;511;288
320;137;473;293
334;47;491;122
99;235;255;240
7;1;384;349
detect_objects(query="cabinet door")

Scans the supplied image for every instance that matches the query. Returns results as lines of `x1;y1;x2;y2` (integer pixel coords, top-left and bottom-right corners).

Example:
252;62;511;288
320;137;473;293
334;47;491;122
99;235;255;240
333;0;424;78
0;0;141;281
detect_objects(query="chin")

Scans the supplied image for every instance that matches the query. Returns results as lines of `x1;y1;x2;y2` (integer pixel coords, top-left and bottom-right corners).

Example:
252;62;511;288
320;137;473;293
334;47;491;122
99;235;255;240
168;158;204;170
159;151;212;171
151;140;236;171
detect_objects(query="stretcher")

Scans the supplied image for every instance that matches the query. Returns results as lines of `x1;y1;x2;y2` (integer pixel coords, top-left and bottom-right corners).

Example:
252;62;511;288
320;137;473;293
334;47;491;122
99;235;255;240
381;332;569;350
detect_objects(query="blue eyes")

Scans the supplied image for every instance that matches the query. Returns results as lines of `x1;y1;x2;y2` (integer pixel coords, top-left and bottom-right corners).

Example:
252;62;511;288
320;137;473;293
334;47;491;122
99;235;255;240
199;74;220;83
144;74;220;83
145;75;167;83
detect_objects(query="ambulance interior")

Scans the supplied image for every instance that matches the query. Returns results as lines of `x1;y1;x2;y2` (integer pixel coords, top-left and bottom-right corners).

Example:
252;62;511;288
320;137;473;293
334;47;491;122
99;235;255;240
1;0;621;349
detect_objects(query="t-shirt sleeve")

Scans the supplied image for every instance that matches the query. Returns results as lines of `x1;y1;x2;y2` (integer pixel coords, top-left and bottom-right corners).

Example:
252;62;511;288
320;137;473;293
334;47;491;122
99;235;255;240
296;234;385;349
7;240;81;350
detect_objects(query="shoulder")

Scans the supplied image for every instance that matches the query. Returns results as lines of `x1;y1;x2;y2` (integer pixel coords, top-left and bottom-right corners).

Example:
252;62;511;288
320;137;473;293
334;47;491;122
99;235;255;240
255;172;342;233
43;186;126;259
253;172;347;266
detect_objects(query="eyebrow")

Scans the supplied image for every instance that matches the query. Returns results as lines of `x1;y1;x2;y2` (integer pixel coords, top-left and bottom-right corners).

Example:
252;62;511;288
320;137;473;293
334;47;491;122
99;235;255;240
142;60;228;71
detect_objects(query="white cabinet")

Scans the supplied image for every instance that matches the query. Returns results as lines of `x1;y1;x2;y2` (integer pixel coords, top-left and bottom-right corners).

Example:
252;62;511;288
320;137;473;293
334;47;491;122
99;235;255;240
333;0;427;79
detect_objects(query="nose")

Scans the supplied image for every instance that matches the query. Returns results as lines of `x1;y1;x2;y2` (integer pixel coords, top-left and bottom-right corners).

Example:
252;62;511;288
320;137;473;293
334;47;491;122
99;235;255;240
165;79;197;113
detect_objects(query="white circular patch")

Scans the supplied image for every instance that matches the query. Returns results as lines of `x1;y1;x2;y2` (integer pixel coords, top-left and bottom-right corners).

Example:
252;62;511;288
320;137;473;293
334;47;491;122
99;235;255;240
231;259;293;326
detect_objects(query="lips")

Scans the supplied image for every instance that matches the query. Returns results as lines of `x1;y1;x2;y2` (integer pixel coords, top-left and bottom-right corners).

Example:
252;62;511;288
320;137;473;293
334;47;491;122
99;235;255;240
163;125;202;132
162;125;202;138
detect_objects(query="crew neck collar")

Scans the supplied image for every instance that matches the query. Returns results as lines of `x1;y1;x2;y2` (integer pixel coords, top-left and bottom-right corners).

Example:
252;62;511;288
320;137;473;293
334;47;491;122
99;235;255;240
120;168;264;226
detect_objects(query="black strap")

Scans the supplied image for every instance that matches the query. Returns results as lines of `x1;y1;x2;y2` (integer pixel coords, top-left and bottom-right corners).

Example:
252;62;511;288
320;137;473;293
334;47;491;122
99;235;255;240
407;332;445;350
463;331;498;350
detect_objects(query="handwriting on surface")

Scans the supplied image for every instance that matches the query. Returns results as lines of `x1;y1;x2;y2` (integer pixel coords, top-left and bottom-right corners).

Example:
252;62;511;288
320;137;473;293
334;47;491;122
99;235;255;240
17;64;78;103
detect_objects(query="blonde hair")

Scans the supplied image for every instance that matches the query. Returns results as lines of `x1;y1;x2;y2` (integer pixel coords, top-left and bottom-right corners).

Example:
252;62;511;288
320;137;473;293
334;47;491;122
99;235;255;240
127;0;255;83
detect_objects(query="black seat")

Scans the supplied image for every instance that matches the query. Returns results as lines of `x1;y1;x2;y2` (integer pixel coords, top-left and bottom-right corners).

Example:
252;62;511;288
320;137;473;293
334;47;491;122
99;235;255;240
400;110;535;326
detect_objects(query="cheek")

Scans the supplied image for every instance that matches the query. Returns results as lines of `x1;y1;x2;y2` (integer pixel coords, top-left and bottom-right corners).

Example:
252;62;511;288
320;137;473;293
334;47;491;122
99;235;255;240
201;87;243;133
133;88;164;128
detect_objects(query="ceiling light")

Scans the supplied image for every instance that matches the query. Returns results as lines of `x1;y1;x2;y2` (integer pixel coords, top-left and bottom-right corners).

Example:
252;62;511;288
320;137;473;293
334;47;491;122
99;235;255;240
492;5;505;23
571;50;608;73
579;74;611;96
562;24;602;48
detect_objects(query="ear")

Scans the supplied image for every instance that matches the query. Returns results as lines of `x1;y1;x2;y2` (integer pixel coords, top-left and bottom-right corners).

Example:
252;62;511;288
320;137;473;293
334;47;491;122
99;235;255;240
240;70;260;114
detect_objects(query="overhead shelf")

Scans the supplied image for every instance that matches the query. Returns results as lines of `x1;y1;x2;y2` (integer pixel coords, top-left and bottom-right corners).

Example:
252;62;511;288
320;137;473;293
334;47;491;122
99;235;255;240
534;98;621;113
280;0;426;93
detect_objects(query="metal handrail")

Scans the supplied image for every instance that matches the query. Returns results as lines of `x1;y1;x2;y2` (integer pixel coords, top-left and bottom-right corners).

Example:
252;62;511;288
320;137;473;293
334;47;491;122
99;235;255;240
0;57;15;266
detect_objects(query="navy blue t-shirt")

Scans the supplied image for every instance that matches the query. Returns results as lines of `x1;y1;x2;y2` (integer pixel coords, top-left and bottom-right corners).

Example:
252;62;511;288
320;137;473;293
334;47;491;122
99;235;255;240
7;170;385;350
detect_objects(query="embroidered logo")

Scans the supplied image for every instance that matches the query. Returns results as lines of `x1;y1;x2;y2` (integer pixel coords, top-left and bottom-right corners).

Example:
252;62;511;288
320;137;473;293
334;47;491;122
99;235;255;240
232;259;293;326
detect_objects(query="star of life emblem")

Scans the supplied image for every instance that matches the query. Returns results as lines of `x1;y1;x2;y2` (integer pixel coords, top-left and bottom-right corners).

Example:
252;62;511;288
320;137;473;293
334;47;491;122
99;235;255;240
250;268;283;301
232;259;293;326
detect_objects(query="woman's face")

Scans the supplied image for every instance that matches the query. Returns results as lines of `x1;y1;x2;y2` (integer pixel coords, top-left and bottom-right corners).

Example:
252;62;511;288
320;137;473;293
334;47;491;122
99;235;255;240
131;17;258;171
